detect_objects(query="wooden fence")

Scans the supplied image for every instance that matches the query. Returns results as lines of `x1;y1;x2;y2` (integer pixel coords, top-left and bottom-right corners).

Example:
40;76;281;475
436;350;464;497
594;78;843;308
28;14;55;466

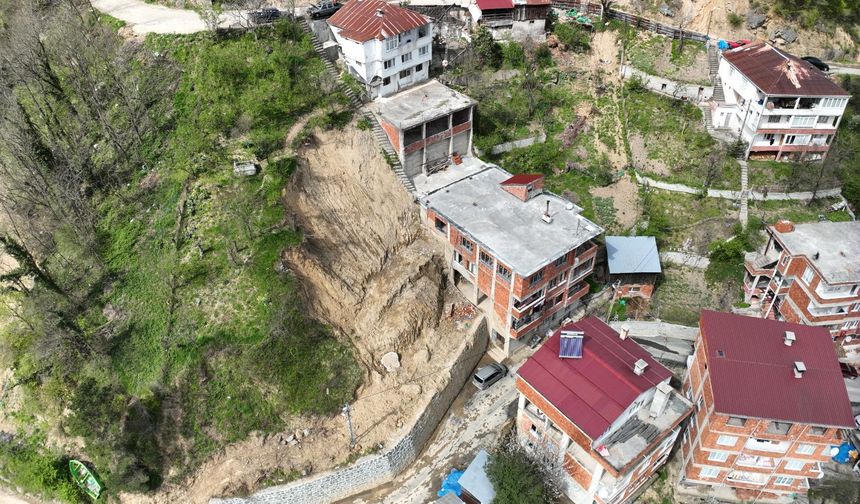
549;1;709;42
550;0;603;16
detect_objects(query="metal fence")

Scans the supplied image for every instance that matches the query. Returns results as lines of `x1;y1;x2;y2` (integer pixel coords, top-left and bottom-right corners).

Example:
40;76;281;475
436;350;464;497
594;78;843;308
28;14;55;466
549;1;709;42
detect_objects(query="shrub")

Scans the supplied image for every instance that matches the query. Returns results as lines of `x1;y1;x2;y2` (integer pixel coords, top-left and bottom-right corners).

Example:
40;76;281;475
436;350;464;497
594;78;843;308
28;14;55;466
553;22;590;53
487;441;560;504
727;12;743;29
471;26;502;68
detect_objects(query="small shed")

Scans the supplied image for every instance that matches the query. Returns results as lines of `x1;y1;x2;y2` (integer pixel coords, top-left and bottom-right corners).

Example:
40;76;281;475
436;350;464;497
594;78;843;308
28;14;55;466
606;236;661;300
459;449;495;504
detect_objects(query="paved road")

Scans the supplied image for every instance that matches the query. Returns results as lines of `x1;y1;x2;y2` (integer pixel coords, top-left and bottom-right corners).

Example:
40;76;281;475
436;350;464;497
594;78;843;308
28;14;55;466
91;0;206;34
352;359;521;504
830;65;860;76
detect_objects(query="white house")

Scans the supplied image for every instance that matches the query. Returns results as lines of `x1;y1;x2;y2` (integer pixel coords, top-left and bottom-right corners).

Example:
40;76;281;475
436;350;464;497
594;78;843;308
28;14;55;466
711;41;849;162
328;0;433;99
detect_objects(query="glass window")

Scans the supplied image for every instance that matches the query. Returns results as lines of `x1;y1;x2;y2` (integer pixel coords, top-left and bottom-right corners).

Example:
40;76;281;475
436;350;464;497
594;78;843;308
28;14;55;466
419;45;429;56
708;451;729;462
796;444;816;455
553;255;566;267
399;69;411;79
385;37;398;51
414;63;422;72
383;58;394;69
785;460;804;471
802;267;815;285
700;467;720;479
497;264;512;282
434;218;446;233
479;251;493;266
401;52;412;63
716;435;737;447
774;476;794;486
460;237;473;252
382;76;391;86
529;271;544;286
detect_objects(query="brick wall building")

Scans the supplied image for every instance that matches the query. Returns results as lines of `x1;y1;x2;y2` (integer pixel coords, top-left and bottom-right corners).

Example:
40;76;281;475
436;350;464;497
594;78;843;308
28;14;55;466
516;318;692;504
743;220;860;354
423;167;603;356
678;311;854;502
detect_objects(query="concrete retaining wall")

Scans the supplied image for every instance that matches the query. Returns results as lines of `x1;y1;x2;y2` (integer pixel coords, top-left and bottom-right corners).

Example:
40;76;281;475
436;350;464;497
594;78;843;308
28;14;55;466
634;172;842;201
620;65;712;103
211;317;489;504
485;132;547;155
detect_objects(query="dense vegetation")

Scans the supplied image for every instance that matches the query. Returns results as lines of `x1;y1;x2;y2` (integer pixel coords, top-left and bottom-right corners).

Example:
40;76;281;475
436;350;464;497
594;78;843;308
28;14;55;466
486;439;561;504
771;0;860;39
0;2;359;499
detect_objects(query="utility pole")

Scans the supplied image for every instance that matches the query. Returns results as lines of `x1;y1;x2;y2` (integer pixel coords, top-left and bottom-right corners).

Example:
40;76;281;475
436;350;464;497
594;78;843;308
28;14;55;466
342;402;356;449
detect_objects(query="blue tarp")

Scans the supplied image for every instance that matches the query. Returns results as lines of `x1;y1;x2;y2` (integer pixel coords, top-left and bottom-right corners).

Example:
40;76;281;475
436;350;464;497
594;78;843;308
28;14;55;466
831;442;856;464
718;39;729;50
437;469;464;497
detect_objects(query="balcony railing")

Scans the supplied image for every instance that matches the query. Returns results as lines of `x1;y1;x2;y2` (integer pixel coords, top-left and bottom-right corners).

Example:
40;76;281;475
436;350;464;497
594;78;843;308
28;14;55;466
727;470;768;486
745;438;790;454
736;453;775;469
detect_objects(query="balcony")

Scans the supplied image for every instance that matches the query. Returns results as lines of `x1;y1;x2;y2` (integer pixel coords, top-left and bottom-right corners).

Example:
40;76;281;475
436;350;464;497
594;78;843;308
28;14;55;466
745;438;790;454
815;282;859;301
727;470;768;486
744;250;778;274
736;453;775;469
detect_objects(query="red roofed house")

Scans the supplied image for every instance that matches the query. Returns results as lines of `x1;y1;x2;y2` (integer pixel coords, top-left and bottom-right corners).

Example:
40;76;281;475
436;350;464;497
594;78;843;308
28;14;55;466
467;0;550;42
678;311;854;502
711;41;849;161
328;0;432;99
516;317;692;503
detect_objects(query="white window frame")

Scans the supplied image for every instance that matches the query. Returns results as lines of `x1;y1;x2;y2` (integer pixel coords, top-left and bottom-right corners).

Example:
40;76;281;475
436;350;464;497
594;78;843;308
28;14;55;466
383;58;395;70
418;45;429;56
385;37;398;51
708;451;729;462
401;52;412;63
796;444;816;455
717;435;738;447
700;467;720;479
844;320;859;330
801;266;815;285
785;459;804;471
790;116;815;128
774;476;794;486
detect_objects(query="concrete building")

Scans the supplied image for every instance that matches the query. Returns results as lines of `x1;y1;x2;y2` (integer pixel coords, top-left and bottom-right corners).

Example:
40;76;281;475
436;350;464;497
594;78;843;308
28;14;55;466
422;167;603;356
743;220;860;354
516;317;692;504
467;0;550;42
605;236;662;301
368;80;476;184
710;41;849;161
678;311;854;503
328;0;432;99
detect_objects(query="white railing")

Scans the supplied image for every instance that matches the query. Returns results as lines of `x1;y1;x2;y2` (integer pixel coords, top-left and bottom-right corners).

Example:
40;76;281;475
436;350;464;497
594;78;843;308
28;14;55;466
727;470;768;485
745;438;790;453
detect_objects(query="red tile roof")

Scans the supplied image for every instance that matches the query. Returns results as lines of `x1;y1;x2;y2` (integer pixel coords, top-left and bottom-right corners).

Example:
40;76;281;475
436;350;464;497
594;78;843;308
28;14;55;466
518;317;672;439
500;173;543;186
700;310;854;427
328;0;429;42
475;0;514;10
722;42;849;97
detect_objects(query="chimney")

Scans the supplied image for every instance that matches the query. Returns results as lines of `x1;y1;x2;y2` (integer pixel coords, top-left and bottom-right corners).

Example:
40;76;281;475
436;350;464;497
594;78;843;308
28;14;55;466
794;361;806;379
376;8;384;16
649;381;672;418
634;359;648;376
784;331;796;346
813;252;820;260
542;200;553;224
774;219;795;233
619;324;630;340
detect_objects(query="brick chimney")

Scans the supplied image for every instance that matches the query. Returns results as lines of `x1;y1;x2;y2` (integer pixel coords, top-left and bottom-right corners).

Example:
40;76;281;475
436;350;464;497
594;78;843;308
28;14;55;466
500;174;544;202
774;219;795;233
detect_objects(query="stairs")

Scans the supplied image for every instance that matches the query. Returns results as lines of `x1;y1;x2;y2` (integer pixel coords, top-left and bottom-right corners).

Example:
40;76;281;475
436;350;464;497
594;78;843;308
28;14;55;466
739;159;749;226
707;44;719;83
299;18;416;193
712;77;725;102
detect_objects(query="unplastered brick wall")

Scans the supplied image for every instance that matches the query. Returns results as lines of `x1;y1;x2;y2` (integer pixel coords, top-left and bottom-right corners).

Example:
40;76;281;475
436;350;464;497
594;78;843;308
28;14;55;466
211;318;488;504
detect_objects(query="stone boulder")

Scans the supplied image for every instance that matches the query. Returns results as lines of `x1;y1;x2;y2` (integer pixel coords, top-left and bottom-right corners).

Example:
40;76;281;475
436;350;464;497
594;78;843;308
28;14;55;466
658;4;675;17
380;351;401;373
774;26;798;44
746;9;767;30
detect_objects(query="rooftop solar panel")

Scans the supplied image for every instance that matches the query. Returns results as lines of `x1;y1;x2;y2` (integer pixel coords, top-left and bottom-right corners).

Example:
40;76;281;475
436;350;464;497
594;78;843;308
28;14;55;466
559;331;584;359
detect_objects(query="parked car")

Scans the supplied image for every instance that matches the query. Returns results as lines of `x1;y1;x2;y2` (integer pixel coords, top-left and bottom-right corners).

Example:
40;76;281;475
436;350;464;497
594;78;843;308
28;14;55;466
473;363;507;390
249;8;282;25
802;56;830;72
841;362;859;380
308;0;342;19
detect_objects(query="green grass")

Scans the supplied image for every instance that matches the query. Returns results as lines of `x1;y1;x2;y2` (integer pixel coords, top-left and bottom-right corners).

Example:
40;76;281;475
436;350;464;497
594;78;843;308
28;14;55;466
748;197;847;224
97;13;126;30
0;433;89;504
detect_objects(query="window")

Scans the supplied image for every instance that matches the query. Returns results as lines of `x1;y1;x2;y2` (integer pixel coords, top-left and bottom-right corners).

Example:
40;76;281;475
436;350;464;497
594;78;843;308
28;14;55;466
419;45;429;56
696;397;704;411
553;255;567;267
497;264;512;282
766;115;782;124
385;37;398;51
817;115;833;124
383;58;395;70
434;218;446;234
781;255;789;265
418;25;428;37
708;451;729;462
401;52;412;63
790;116;815;128
414;63;422;72
844;320;859;329
529;271;544;286
727;416;746;427
767;421;792;435
802;266;815;285
700;467;720;479
399;69;412;79
785;460;805;471
820;97;847;109
774;476;794;486
717;435;737;447
796;444;816;455
480;251;493;267
460;237;473;252
852;303;860;312
382;76;391;86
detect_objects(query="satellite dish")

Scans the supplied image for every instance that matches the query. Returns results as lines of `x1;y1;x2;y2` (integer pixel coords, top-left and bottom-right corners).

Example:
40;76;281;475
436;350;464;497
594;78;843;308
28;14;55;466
442;59;449;68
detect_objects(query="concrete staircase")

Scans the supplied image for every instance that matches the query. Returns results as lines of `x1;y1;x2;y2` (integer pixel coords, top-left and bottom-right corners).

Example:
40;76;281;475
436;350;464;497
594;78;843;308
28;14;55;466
711;77;725;102
299;18;416;193
739;159;749;226
707;44;719;82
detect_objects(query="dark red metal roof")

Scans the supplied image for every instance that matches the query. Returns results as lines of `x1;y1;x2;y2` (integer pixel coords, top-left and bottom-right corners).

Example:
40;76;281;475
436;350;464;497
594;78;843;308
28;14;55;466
500;173;543;186
475;0;514;10
518;317;672;440
328;0;429;42
700;310;854;427
722;42;849;97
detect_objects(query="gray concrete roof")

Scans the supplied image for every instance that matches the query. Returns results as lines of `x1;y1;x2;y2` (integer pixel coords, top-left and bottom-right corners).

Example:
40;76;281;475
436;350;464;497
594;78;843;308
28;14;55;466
606;236;662;275
458;449;494;504
424;166;603;276
368;79;475;129
772;221;860;283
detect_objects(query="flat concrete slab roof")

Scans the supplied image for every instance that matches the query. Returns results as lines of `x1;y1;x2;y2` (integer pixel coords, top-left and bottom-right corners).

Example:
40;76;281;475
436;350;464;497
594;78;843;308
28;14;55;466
412;155;487;197
368;79;475;130
772;221;860;283
423;166;603;276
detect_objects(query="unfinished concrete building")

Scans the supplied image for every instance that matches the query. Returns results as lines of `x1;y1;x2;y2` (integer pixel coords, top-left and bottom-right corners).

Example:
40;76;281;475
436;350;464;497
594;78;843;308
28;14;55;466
368;80;477;190
422;167;603;356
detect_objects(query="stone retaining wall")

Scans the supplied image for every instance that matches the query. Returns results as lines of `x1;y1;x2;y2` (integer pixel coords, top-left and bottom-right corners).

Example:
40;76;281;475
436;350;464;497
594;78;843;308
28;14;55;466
211;317;489;504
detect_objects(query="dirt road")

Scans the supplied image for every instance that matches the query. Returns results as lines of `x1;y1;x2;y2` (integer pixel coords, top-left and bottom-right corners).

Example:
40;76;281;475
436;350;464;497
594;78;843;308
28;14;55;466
0;492;36;504
91;0;206;34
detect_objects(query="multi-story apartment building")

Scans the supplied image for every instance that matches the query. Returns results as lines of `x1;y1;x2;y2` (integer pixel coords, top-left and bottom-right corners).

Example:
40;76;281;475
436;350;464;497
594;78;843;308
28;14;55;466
711;41;849;161
743;220;860;353
423;167;603;355
678;310;854;502
328;0;432;99
368;79;476;187
516;317;692;504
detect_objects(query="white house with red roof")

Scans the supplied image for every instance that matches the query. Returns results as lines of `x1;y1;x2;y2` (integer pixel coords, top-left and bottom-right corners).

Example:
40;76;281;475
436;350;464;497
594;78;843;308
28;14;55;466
678;311;854;502
328;0;432;99
468;0;550;41
516;317;692;503
711;41;849;161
